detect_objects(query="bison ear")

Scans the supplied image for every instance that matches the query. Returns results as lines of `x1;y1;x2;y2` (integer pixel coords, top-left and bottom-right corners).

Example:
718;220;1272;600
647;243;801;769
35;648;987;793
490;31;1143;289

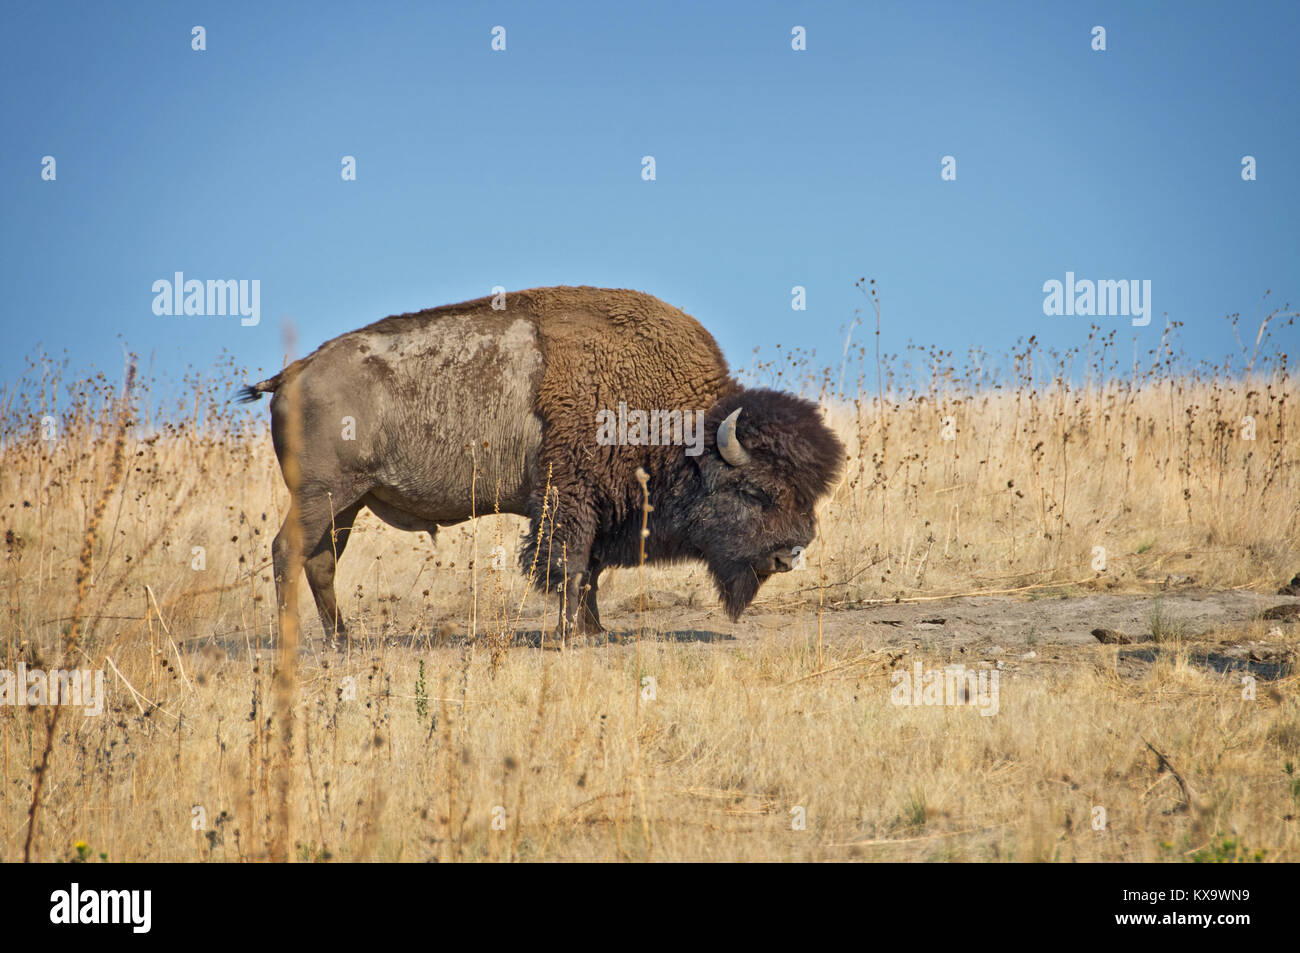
717;407;752;467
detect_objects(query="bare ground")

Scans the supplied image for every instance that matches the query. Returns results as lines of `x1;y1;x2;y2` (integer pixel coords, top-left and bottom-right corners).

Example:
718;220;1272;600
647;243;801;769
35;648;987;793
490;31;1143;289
602;588;1299;678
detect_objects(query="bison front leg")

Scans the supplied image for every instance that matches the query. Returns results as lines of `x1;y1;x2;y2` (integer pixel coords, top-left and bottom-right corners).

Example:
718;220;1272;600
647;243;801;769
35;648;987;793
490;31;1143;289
578;559;604;635
559;565;604;646
520;488;603;645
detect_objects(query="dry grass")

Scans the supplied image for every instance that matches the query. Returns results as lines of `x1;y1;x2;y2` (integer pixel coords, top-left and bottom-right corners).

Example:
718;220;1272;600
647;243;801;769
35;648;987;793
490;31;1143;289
8;639;1300;862
1;307;1297;862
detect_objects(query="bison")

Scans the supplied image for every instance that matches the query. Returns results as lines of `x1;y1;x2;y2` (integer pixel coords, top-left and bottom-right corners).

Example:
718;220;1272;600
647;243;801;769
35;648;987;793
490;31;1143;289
237;286;844;642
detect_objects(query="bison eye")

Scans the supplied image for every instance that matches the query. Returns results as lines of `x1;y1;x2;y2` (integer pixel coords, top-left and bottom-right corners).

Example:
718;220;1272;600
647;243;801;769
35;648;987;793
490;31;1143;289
740;487;771;507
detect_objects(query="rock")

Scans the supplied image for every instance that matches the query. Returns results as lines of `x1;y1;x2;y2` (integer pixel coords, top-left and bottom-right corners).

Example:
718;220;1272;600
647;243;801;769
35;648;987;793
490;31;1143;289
1261;604;1300;622
647;589;682;608
1091;627;1131;645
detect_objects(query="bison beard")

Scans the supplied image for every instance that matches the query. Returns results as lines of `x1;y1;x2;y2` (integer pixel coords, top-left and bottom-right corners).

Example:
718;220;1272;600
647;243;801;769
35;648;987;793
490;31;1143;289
714;561;767;622
240;286;845;642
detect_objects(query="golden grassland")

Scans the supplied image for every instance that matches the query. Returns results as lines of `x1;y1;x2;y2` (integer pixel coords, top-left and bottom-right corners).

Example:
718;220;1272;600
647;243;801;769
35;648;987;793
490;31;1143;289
1;312;1298;861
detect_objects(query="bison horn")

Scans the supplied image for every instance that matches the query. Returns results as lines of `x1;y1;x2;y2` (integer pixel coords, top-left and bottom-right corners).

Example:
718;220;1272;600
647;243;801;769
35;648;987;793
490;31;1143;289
717;407;751;467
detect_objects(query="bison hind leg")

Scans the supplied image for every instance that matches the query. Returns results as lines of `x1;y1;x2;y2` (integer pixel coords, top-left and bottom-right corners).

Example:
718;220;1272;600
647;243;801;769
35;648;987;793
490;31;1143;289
272;494;364;648
303;500;363;645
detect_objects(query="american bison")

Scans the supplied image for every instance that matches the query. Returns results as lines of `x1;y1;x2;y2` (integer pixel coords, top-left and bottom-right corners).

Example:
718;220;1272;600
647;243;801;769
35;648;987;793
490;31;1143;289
237;286;844;642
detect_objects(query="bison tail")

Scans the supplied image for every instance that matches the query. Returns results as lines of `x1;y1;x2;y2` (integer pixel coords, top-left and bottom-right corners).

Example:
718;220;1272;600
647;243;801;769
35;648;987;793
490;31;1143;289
233;375;281;404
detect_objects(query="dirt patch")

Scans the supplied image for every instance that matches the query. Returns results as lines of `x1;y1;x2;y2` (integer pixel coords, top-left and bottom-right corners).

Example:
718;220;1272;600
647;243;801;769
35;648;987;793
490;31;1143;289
593;588;1299;681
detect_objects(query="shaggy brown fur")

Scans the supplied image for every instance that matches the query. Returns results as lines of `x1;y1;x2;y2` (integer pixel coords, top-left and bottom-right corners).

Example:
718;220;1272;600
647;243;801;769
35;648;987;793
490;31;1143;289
512;287;740;577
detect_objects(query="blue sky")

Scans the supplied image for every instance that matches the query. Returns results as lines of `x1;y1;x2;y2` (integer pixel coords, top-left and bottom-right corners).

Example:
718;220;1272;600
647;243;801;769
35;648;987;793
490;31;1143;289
2;1;1296;399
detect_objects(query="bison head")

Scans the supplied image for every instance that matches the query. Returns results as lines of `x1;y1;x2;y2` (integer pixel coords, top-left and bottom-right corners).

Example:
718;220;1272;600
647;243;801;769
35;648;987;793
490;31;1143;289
681;388;844;620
